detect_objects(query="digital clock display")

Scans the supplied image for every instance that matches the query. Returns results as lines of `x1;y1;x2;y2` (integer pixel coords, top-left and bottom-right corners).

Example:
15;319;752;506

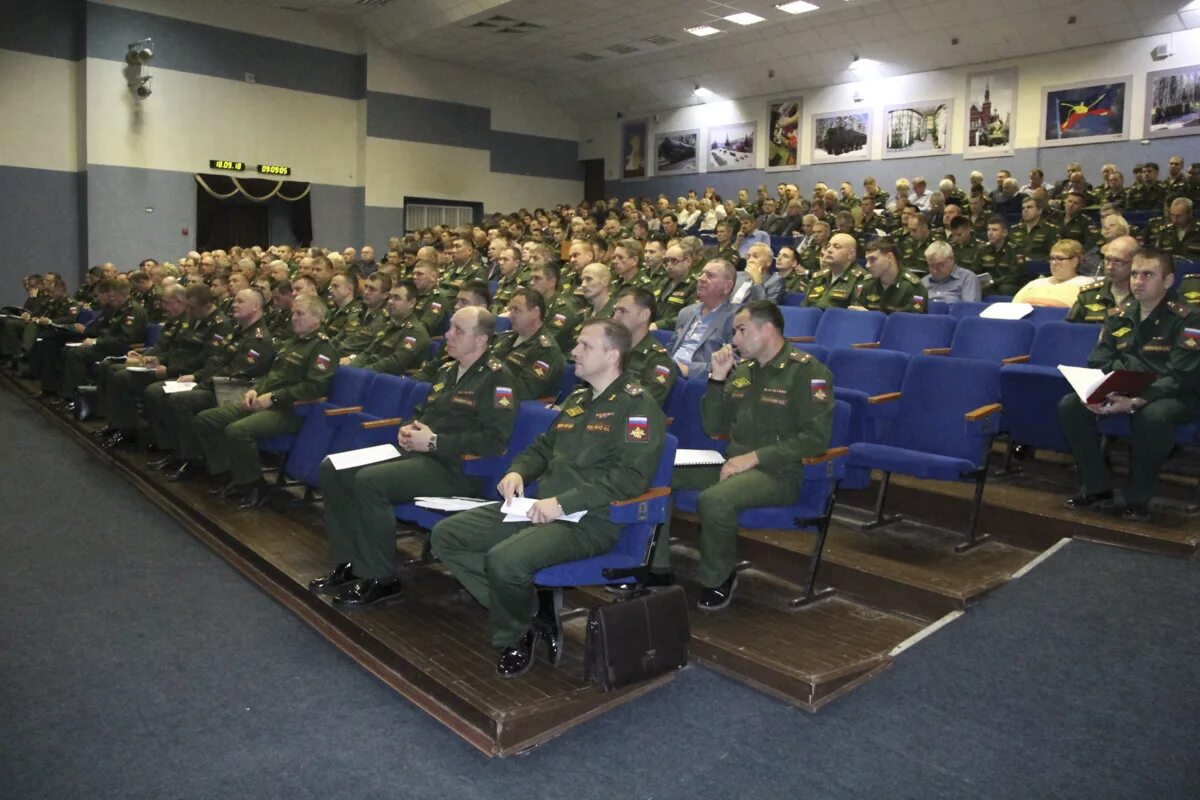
257;164;292;176
209;159;245;171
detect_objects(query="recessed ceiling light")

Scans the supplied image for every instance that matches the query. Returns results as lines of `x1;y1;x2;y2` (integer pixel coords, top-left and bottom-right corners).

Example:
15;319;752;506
776;1;820;14
724;12;766;25
694;85;715;98
686;25;722;37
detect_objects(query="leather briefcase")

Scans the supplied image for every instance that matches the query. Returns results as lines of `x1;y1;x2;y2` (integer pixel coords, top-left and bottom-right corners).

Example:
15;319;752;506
585;585;689;692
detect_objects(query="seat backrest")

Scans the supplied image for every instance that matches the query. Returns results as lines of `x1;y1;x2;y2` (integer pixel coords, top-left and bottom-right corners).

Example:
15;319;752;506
827;347;909;397
555;362;578;403
144;322;163;347
949;317;1035;362
790;342;829;363
948;300;988;320
892;356;1000;462
1176;259;1200;280
494;316;511;333
326;366;376;406
650;329;673;347
404;381;433;417
928;300;951;315
782;291;808;307
780;306;821;339
814;307;886;349
1028;306;1069;325
668;373;727;452
661;371;688;418
506;400;559;458
877;313;957;354
362;374;413;418
1028;321;1101;367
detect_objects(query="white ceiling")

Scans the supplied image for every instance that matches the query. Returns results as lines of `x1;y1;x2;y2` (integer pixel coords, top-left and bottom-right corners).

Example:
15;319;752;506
234;0;1200;122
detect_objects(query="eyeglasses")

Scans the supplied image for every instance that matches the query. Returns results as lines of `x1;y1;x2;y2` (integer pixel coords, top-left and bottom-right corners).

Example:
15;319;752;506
1048;255;1076;262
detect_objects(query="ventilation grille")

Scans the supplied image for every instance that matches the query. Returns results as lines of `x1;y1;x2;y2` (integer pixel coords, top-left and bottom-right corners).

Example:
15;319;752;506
643;34;676;46
606;43;638;54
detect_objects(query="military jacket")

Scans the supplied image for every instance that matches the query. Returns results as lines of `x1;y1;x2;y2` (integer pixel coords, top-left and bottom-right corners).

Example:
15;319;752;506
1058;214;1099;251
951;239;983;272
142;316;187;367
337;305;389;356
356;313;430;376
1178;275;1200;307
323;298;365;341
510;378;665;518
628;334;677;407
857;212;888;236
217;296;235;317
703;347;834;479
1163;174;1188;197
133;288;164;323
94;299;148;358
416;289;451;334
489;276;521;315
1066;279;1131;323
1089;299;1200;407
1153;223;1200;261
490;325;564;401
544;293;581;352
418;354;518;468
1009;220;1060;261
440;260;489;294
803;265;869;309
1124;183;1165;212
642;269;672;301
265;306;292;341
798;242;825;273
897;234;935;273
968;214;990;239
41;296;78;324
653;276;697;331
854;271;929;313
171;309;232;375
195;319;275;385
610;269;654;296
976;240;1026;296
253;331;338;409
573;296;616;339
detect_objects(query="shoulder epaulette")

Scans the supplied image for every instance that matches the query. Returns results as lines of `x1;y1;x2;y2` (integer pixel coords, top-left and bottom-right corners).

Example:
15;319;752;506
317;332;330;340
789;349;813;364
623;382;643;396
1167;300;1191;317
487;355;503;371
538;333;552;347
903;271;920;285
649;341;667;353
1081;279;1106;291
811;268;830;280
850;266;868;277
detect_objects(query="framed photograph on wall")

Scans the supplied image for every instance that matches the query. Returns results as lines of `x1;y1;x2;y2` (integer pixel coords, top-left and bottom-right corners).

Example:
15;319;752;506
964;68;1017;159
653;129;699;175
766;98;801;170
706;121;758;173
882;99;953;159
621;119;648;180
1144;64;1200;140
810;110;871;164
1039;76;1131;147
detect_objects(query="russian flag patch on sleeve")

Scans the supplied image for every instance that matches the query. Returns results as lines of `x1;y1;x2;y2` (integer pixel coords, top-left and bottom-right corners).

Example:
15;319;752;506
626;415;649;442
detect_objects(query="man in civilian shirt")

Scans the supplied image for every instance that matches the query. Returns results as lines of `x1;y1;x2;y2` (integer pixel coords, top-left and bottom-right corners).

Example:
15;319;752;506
922;240;981;304
734;209;772;259
667;258;737;378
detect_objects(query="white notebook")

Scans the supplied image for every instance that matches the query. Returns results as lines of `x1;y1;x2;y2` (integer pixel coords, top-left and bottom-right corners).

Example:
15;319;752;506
675;449;727;466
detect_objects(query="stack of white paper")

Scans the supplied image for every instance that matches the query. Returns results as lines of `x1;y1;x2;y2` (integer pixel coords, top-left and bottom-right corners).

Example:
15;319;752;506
413;497;497;512
327;444;401;470
500;496;586;523
980;303;1034;320
675;449;727;466
162;381;197;394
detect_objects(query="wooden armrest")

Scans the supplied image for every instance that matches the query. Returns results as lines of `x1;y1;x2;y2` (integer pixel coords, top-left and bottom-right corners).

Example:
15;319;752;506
712;433;730;441
868;391;902;404
964;402;1003;421
851;341;880;349
1001;354;1030;365
787;335;816;343
460;454;483;461
665;416;674;426
802;446;849;465
293;396;326;407
922;347;951;356
361;417;403;429
325;405;363;416
610;486;672;507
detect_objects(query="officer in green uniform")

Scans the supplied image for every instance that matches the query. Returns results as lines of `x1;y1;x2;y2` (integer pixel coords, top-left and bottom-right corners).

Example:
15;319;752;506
335;272;391;358
1125;163;1165;211
440;237;489;295
803;233;869;309
655;301;833;610
977;216;1027;296
130;272;164;323
150;288;272;474
1179;274;1200;307
192;293;336;508
614;287;677;407
640;236;671;300
854;238;929;313
51;280;148;399
490;288;565;400
73;266;104;307
321;273;365;341
798;222;831;274
350;279;431;375
309;307;519;609
609;239;653;295
1163;156;1188;198
1057;248;1200;521
2;275;75;364
652;244;698;331
526;261;579;353
265;281;294;341
1153;198;1200;261
1066;236;1137;322
896;215;936;274
413;261;453;334
1058;191;1100;253
945;217;982;272
1009;197;1060;261
431;318;666;677
489;245;523;316
713;220;742;269
571;263;616;342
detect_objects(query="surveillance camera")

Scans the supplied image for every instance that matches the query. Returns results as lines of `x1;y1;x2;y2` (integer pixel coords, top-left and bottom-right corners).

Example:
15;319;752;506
136;83;152;99
126;38;154;64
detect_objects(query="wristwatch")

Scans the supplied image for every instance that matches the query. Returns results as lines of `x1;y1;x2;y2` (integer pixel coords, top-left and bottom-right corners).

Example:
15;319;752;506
428;433;438;452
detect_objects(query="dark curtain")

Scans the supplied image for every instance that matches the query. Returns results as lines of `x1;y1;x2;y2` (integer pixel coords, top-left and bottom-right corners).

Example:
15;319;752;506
194;174;312;250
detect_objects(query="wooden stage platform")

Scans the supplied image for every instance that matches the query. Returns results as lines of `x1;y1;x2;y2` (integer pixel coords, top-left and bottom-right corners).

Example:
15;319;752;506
5;372;1197;754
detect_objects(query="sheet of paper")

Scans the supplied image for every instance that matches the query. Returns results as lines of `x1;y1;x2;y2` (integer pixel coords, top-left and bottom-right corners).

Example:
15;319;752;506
413;496;498;512
675;449;727;466
161;381;197;393
327;443;401;471
1057;365;1104;403
124;366;157;373
980;302;1033;320
64;341;85;347
501;496;586;523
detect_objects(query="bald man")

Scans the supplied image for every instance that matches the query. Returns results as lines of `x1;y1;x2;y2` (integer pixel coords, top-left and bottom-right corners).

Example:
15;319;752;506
802;233;869;308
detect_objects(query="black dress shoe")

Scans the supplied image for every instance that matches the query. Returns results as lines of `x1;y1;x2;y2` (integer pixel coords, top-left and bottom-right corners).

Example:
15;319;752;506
308;563;358;594
207;473;236;495
91;426;118;440
332;577;404;608
101;430;137;450
496;630;536;678
166;460;206;482
1121;503;1151;522
536;616;564;667
236;480;271;510
1064;490;1114;510
147;454;182;471
698;573;739;612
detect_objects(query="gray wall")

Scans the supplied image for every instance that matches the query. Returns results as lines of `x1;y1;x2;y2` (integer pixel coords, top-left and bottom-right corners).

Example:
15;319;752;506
86;165;196;267
364;206;405;252
0;166;84;288
311;184;365;249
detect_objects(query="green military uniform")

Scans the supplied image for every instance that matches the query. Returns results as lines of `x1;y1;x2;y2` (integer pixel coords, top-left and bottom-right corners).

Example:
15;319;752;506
856;212;888;237
2;296;76;359
968;213;990;239
802;265;869;309
1153;223;1200;261
132;288;164;323
976;239;1026;296
854;270;929;313
1058;214;1099;252
415;288;451;334
544;292;581;352
319;354;518;582
431;377;665;647
146;316;272;459
193;330;335;485
265;306;292;341
440;259;489;295
353;313;430;375
653;275;697;331
323;297;365;341
55;298;148;397
797;241;825;273
628;333;677;407
489;276;521;315
1125;182;1166;212
643;268;672;301
491;326;565;401
1178;275;1200;307
654;347;834;586
1009;220;1060;261
1092;185;1125;208
336;305;388;357
1066;279;1132;323
572;297;616;342
950;238;983;272
610;269;653;297
1163;174;1188;198
897;234;935;273
217;296;235;317
98;315;190;431
1057;298;1200;506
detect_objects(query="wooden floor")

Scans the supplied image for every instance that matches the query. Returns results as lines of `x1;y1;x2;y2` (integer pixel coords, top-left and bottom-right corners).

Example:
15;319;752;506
6;369;1197;750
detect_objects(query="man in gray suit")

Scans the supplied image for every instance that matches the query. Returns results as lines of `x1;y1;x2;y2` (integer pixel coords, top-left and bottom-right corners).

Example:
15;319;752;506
667;258;737;378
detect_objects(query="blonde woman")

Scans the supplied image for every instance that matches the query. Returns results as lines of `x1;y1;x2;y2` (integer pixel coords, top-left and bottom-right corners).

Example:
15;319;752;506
1013;238;1091;307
